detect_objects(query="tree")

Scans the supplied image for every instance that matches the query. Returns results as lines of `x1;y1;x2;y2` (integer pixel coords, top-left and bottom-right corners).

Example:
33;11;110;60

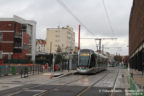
114;55;122;62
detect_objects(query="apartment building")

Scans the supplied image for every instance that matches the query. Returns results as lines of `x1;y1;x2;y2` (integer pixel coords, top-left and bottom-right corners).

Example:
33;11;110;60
36;39;46;53
46;26;75;53
0;15;36;62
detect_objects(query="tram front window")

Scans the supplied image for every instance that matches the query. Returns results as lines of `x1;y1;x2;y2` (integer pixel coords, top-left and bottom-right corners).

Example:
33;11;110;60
79;55;89;67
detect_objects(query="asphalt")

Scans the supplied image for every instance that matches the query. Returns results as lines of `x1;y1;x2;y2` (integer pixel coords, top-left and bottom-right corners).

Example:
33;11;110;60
0;67;130;96
0;70;76;91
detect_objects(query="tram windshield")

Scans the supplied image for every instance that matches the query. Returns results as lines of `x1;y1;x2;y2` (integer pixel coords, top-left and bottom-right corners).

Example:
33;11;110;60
79;53;90;67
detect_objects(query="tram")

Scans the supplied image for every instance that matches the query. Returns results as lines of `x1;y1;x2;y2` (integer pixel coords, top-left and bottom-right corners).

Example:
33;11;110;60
77;49;108;74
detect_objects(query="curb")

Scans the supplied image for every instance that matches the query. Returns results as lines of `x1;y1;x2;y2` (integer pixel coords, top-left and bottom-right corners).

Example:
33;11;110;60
57;71;76;78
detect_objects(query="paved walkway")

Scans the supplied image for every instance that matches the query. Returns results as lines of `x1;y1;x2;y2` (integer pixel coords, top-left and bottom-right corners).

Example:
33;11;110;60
0;70;76;91
130;69;144;89
115;68;129;89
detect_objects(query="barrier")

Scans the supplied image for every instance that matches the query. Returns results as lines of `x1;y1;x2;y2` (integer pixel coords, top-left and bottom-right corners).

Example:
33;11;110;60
11;66;16;75
130;74;144;96
49;72;53;79
0;64;44;77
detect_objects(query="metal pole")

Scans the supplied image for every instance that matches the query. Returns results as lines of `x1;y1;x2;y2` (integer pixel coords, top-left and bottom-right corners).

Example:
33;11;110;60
99;39;101;53
96;45;98;52
52;54;55;73
69;31;73;70
78;24;80;50
69;54;72;70
102;45;104;54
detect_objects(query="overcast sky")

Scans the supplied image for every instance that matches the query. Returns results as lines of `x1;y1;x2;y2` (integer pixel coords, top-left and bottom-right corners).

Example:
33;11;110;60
0;0;133;55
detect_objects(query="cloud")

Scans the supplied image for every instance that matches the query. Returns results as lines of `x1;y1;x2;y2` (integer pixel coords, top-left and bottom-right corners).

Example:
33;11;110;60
0;0;133;55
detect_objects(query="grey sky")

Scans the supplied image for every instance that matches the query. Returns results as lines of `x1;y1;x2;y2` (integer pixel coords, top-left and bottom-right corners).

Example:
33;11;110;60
0;0;133;55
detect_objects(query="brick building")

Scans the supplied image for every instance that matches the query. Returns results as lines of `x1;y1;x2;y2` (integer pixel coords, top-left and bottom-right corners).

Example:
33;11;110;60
129;0;144;71
0;15;36;62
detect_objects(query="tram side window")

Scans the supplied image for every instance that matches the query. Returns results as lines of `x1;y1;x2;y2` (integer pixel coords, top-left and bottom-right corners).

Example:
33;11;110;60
90;54;95;67
101;58;104;67
97;56;101;67
100;58;104;67
95;56;98;67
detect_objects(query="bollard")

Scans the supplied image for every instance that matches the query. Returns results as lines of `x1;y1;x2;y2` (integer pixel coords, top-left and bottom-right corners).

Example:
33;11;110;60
20;69;23;78
32;65;34;75
49;72;53;79
11;66;16;75
2;65;8;76
24;67;28;77
130;73;133;79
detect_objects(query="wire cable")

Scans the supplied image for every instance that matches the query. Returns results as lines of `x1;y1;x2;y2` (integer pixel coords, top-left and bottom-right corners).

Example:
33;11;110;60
102;0;115;36
56;0;95;35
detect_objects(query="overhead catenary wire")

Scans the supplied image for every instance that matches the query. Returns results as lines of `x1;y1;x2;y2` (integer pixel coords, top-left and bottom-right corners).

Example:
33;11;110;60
56;0;95;35
102;0;115;36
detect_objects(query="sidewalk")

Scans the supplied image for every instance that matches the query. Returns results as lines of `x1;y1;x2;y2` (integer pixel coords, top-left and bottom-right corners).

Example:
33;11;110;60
42;70;76;78
130;69;144;88
0;70;76;91
115;67;129;89
130;69;144;95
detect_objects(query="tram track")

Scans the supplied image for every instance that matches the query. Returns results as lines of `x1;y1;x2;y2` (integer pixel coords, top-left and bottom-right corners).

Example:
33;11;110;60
76;72;110;96
2;69;120;96
34;71;109;96
33;77;85;96
2;74;77;96
3;73;91;96
110;68;120;96
76;68;119;96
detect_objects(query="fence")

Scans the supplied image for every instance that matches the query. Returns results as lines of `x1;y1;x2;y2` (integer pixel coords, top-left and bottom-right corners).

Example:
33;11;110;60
130;74;144;96
0;64;49;77
0;53;78;77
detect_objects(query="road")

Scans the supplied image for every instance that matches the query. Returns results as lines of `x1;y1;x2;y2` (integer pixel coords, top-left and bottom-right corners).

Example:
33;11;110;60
0;67;129;96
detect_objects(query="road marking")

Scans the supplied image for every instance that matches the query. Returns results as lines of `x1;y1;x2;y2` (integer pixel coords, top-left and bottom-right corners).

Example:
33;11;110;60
110;69;120;96
76;72;109;96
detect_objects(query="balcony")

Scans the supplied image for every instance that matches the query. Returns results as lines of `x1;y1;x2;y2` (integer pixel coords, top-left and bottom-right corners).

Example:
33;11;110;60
14;44;22;49
13;43;22;53
21;29;27;32
14;32;22;38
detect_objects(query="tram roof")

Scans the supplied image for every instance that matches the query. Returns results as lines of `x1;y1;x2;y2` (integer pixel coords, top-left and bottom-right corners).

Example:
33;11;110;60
79;49;108;58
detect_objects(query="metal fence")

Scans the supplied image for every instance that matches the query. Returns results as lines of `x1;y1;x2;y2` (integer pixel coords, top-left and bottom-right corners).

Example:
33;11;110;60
0;64;49;77
130;74;144;96
0;53;78;77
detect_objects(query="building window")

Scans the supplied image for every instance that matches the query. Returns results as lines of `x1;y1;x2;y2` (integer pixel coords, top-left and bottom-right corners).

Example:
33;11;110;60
0;33;2;41
22;24;27;32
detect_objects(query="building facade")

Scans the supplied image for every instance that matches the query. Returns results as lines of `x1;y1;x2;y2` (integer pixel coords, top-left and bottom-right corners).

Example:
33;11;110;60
46;26;75;53
0;15;36;62
36;39;46;53
74;47;78;53
129;0;144;71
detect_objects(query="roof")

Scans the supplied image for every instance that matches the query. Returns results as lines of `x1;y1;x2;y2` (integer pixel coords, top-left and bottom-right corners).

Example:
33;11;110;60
0;15;36;25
